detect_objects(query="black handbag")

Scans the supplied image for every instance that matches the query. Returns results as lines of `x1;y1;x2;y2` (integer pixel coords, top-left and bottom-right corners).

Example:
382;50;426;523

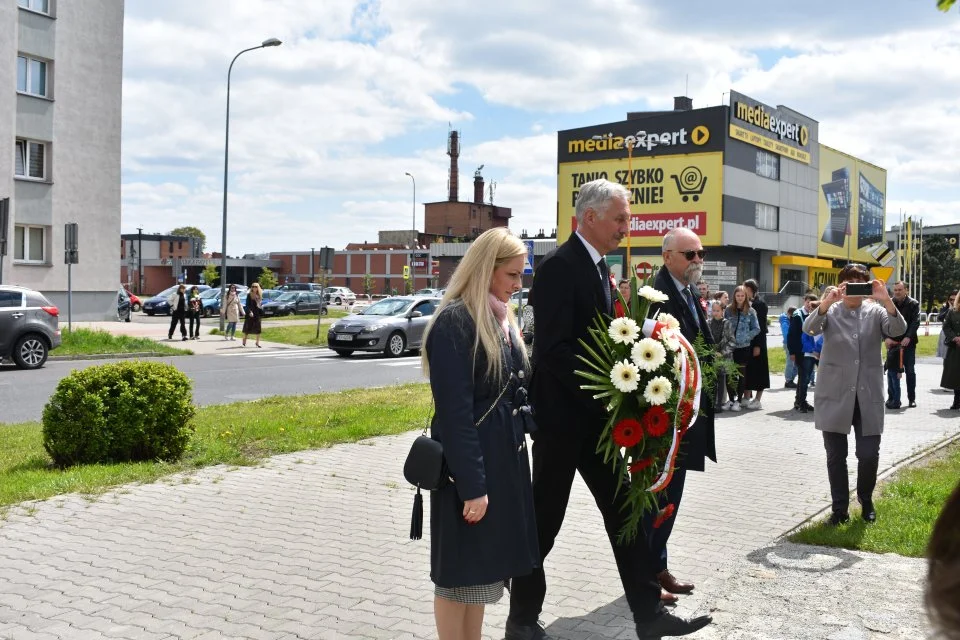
404;378;512;540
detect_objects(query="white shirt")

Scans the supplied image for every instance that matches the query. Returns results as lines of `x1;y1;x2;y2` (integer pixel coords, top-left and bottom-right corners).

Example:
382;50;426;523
575;231;605;284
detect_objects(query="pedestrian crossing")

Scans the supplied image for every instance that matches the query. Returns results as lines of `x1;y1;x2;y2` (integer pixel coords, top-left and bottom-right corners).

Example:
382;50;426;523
220;347;422;367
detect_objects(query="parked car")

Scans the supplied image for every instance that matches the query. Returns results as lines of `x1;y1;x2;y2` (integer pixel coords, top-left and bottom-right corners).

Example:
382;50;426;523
239;288;281;308
0;285;62;369
278;282;324;292
262;291;327;317
414;288;444;297
125;289;142;312
323;286;357;306
142;284;210;315
509;287;531;307
117;288;132;323
327;296;439;357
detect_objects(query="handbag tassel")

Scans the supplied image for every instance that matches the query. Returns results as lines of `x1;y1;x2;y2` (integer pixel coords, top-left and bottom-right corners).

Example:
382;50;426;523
410;487;423;540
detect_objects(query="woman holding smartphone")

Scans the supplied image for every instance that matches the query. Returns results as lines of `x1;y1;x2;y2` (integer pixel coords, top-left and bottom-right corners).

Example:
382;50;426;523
802;265;905;526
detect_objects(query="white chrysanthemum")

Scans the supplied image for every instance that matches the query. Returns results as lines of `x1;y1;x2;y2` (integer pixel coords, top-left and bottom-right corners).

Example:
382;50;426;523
610;360;640;393
631;338;666;372
608;317;640;345
638;286;669;303
660;328;681;352
644;376;673;405
657;312;681;331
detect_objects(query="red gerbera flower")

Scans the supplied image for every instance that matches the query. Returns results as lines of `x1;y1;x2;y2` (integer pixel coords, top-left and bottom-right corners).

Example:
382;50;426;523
642;406;670;438
612;418;643;448
628;457;654;474
653;503;676;529
678;400;694;429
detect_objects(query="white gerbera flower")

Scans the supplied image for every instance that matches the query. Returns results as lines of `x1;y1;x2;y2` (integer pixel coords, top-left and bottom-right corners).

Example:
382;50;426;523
638;286;669;303
610;360;640;393
644;376;673;405
660;328;681;352
608;317;640;345
631;338;666;372
657;312;681;331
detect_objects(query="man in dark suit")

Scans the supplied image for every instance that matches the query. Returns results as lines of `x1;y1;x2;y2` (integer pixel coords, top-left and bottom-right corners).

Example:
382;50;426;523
506;180;712;640
645;227;717;605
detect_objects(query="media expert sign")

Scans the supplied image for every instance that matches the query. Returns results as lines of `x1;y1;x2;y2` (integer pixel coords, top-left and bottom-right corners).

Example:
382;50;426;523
728;90;812;164
557;152;723;248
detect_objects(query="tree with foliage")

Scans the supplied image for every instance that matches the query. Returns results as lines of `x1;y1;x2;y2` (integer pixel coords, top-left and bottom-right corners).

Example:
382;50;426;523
201;264;219;288
170;226;206;252
362;273;374;297
920;234;960;313
258;268;278;291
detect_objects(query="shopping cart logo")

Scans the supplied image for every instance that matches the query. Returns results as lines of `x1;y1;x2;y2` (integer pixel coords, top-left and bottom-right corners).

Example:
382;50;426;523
671;166;707;202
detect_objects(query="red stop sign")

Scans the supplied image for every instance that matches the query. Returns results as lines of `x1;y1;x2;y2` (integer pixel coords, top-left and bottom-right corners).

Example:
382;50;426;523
635;262;654;279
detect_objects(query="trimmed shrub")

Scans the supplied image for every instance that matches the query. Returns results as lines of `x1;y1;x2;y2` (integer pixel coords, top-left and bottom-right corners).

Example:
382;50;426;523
42;361;195;467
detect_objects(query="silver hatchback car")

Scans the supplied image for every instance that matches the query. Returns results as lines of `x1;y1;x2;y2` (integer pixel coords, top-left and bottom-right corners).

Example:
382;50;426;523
0;285;62;369
327;296;440;357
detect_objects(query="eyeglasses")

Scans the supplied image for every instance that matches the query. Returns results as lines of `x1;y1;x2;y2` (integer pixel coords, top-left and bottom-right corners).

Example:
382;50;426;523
667;249;706;261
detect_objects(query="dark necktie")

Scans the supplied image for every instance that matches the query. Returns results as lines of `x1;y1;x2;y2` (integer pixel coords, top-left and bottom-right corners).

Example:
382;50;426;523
682;287;700;330
597;258;611;313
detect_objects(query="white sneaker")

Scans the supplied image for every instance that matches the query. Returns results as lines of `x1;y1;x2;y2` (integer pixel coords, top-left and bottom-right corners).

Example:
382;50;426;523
722;401;733;411
749;401;762;410
730;401;741;411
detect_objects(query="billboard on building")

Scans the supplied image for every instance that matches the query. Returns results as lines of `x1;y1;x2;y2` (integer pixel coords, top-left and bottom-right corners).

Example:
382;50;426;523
817;145;888;263
557;109;726;248
727;91;814;165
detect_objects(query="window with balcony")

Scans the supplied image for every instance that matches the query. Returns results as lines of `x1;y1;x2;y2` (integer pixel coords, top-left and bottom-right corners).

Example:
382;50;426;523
14;139;46;180
755;203;779;231
16;55;48;97
14;225;46;263
755;150;779;180
18;0;50;13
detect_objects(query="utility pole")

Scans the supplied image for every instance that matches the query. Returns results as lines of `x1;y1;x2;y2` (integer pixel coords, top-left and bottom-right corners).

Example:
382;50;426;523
137;227;143;294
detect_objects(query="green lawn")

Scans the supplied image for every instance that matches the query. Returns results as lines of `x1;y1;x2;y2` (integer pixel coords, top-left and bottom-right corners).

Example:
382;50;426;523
57;328;189;357
789;442;960;557
0;384;431;508
267;309;351;322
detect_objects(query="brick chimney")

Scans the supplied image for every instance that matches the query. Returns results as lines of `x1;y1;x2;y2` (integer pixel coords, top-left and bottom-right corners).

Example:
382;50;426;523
674;96;693;111
447;130;460;202
473;166;484;204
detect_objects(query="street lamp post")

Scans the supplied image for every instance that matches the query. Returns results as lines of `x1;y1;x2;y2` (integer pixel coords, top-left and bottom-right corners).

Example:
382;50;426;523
136;226;143;294
219;37;282;330
405;172;416;293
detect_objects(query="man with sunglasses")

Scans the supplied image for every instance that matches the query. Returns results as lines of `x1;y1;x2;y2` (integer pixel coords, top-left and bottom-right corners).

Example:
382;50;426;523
646;227;717;605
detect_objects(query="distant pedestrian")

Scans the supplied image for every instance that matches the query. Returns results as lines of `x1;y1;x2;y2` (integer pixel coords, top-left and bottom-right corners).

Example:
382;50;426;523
789;295;819;413
187;286;202;340
220;284;244;341
883;281;920;409
937;291;957;360
242;283;263;348
168;284;187;341
697;280;710;312
742;279;770;409
803;264;906;526
723;285;760;411
614;278;631;317
708;300;733;413
779;306;797;387
713;290;729;308
940;294;960;410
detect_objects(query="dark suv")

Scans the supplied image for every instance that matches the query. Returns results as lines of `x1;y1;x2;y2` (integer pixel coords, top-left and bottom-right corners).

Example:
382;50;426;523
0;285;62;369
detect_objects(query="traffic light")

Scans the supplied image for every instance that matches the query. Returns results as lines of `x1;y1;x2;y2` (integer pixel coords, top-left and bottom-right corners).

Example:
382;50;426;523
403;265;410;280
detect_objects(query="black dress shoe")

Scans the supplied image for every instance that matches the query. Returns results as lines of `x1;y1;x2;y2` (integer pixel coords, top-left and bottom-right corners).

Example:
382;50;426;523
828;511;850;526
908;401;917;408
860;500;876;523
504;619;552;640
785;381;797;388
636;611;712;639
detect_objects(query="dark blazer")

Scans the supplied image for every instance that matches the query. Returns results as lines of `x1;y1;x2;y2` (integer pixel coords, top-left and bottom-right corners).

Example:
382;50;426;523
529;234;614;436
886;296;920;343
427;302;539;588
649;266;716;471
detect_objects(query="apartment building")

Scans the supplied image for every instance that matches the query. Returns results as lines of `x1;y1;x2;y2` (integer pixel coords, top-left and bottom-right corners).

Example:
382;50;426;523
0;0;124;318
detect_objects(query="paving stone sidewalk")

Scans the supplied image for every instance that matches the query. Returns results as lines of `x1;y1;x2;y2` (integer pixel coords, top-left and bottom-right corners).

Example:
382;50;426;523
0;361;956;639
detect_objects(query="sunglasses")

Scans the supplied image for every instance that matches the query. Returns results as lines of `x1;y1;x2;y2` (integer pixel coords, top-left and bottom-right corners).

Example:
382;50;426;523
668;249;706;261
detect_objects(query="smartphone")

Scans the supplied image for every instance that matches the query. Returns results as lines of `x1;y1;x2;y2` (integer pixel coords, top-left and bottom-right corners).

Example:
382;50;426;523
845;282;873;296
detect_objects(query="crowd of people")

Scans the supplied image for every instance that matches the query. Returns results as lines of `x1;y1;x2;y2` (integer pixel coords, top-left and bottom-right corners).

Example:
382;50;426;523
416;179;959;640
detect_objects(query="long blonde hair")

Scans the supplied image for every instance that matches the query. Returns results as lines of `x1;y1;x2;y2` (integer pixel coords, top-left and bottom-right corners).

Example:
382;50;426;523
422;228;529;383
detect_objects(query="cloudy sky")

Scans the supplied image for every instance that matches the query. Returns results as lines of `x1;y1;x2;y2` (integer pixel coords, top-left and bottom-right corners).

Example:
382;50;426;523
121;0;960;255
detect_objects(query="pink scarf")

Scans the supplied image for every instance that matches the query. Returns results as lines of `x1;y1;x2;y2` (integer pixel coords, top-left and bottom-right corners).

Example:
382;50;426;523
488;293;512;347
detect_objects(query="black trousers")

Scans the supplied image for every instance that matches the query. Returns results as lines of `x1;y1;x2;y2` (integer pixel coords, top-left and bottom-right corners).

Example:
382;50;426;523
509;430;661;625
187;311;201;338
168;313;186;338
641;467;686;574
822;400;881;515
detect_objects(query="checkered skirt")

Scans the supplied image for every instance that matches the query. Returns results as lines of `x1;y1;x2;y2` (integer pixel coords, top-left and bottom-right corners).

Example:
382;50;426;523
434;579;507;605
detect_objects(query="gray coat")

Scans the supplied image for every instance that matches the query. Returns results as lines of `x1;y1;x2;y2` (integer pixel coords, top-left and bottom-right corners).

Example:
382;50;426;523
803;301;906;435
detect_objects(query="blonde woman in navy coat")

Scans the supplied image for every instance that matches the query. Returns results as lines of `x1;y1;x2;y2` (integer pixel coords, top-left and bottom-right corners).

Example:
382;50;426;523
421;227;538;640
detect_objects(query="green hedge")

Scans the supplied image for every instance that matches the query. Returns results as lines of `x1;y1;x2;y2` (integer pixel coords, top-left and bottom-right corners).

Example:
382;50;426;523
42;361;195;467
